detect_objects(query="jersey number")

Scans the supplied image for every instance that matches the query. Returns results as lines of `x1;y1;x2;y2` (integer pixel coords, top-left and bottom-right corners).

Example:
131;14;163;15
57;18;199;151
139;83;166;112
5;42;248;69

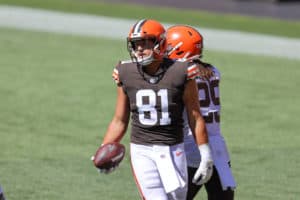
136;89;171;126
198;79;220;123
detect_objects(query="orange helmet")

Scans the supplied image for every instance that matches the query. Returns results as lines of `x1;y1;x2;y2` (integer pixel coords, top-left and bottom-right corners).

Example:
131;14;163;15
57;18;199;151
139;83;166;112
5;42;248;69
127;19;166;65
166;25;203;60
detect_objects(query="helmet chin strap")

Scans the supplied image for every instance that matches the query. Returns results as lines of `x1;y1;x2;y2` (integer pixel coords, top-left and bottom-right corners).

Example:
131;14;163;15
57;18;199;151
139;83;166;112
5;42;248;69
134;51;154;66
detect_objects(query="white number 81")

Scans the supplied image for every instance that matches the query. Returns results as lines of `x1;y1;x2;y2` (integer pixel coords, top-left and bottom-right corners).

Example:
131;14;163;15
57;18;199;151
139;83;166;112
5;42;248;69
136;89;171;126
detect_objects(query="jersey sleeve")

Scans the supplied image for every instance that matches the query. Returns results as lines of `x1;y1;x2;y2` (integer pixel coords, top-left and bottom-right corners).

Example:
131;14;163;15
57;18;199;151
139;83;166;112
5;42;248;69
186;63;200;80
112;62;122;86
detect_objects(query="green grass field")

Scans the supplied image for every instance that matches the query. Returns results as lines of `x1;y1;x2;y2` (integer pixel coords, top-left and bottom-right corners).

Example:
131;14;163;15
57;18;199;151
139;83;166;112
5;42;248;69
0;1;300;200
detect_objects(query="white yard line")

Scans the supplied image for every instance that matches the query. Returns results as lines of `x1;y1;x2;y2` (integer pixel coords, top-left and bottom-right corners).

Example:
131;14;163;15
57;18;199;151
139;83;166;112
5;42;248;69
1;5;300;60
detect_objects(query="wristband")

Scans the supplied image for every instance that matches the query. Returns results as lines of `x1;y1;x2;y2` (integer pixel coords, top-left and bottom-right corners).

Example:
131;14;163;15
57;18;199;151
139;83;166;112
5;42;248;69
198;143;213;161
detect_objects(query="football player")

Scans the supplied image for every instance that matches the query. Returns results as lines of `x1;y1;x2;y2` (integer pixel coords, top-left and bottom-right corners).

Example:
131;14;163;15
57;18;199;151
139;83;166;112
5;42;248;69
99;19;213;200
166;25;236;200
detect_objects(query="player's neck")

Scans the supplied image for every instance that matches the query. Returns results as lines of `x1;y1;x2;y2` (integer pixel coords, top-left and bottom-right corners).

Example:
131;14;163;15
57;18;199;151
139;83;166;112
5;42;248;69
143;60;162;75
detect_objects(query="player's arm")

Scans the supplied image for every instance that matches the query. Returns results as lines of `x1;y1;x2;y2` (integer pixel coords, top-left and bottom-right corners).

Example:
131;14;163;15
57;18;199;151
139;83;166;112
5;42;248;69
183;79;208;144
92;86;129;174
183;79;213;185
102;86;130;144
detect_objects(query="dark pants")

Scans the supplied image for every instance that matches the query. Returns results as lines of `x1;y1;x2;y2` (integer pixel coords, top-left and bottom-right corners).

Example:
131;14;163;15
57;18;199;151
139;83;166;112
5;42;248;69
0;193;5;200
186;166;234;200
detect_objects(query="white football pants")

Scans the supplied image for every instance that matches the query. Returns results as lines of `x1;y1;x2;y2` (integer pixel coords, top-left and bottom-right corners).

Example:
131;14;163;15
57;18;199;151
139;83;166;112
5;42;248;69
130;143;188;200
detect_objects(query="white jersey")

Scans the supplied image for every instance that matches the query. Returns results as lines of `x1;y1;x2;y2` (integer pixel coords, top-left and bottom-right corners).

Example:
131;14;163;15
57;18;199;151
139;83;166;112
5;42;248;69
183;65;236;189
184;66;222;162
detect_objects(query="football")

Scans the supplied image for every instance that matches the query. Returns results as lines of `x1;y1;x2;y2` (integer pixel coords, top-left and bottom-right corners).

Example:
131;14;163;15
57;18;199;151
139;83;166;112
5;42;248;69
93;142;125;170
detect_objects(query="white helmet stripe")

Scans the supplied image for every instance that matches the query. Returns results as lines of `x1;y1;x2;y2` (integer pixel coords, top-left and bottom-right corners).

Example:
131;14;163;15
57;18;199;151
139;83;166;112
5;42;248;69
133;19;147;34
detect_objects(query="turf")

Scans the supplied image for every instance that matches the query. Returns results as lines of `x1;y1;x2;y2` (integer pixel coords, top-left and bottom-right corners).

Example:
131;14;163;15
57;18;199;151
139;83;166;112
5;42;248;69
1;1;300;199
0;28;138;199
0;0;300;38
0;26;299;199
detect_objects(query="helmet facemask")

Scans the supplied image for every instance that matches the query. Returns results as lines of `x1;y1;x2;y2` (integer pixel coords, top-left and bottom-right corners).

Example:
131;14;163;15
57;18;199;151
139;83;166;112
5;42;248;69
127;36;164;66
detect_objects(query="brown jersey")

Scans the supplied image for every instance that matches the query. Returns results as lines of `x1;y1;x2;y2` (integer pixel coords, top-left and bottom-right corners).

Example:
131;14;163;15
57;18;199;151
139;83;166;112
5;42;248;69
112;58;199;145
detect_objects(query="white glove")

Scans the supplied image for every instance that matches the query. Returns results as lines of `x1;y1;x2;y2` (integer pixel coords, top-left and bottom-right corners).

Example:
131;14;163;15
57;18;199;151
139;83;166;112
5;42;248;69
192;143;214;185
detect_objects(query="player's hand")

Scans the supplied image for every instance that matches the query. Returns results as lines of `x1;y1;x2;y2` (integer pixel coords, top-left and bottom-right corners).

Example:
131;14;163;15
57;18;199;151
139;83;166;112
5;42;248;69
198;64;214;80
193;158;213;185
192;144;213;185
90;156;117;174
97;166;117;174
